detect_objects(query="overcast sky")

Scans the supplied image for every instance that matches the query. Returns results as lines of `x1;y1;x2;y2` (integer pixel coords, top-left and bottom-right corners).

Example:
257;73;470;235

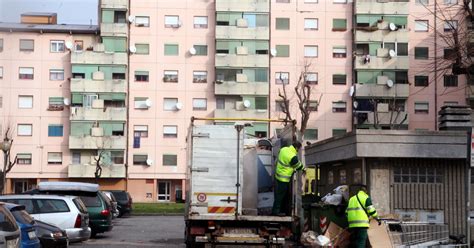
0;0;98;25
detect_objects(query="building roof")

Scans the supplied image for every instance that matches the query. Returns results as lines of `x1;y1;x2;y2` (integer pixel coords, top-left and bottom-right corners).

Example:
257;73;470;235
305;130;468;164
21;12;57;17
0;22;98;34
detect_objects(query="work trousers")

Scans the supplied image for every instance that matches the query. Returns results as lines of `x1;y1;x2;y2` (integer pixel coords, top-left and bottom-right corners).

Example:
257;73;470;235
272;179;290;215
349;227;368;248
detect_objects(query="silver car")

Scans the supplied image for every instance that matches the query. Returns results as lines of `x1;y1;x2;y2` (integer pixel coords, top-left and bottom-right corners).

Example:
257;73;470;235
102;191;118;218
0;203;20;248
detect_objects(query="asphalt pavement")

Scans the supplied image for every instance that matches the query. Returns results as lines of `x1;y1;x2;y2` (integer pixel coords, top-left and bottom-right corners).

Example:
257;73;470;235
71;216;186;248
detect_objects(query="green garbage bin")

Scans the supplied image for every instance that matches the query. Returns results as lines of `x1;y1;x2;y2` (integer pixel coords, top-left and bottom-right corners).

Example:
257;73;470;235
310;203;348;234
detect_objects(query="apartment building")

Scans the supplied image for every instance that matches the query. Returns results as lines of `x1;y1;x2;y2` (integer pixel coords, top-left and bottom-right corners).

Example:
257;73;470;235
0;0;469;202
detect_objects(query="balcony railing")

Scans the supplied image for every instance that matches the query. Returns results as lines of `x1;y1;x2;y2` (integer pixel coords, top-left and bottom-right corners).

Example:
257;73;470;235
70;107;126;121
68;163;126;178
100;23;128;37
354;54;409;70
101;0;128;9
357;111;409;126
215;54;269;68
70;79;126;93
216;0;269;12
214;109;268;119
71;51;128;65
216;26;269;40
69;135;126;149
355;0;409;15
355;83;409;98
215;81;269;96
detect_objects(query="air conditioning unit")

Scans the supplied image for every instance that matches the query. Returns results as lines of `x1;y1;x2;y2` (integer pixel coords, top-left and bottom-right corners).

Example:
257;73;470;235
235;101;246;111
236;46;248;55
377;76;389;85
92;71;105;81
93;43;105;52
92;99;104;109
236;74;248;83
377;103;389;113
377;48;389;58
91;127;104;137
236;18;248;28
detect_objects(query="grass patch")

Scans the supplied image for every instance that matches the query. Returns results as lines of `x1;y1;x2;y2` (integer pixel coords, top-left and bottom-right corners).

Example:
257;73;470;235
132;202;185;214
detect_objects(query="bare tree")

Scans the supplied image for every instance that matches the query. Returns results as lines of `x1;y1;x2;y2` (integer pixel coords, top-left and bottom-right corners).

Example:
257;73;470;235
0;126;17;194
93;137;112;182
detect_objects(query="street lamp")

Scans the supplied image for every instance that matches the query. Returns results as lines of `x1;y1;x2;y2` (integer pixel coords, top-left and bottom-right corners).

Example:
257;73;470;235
0;137;12;194
0;137;12;153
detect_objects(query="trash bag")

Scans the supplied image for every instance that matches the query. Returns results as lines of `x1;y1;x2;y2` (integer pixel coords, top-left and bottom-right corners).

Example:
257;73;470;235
321;193;343;206
334;185;349;201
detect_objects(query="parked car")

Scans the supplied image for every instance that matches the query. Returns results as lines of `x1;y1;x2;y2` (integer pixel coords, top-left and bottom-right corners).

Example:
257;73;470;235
5;204;40;248
33;220;68;248
32;182;113;237
102;191;118;218
109;190;132;217
0;203;21;248
0;194;91;242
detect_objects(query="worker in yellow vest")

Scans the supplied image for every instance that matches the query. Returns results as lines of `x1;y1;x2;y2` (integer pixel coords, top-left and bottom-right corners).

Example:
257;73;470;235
346;185;381;248
272;141;305;216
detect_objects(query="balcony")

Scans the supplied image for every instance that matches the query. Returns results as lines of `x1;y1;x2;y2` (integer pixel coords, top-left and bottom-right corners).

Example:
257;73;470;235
214;109;268;119
71;51;127;65
216;0;269;12
215;54;269;68
216;26;269;40
70;107;126;121
100;23;128;37
355;28;408;43
355;0;409;15
69;163;126;178
355;83;409;98
101;0;128;9
69;135;126;149
70;79;126;93
358;111;409;126
354;54;409;70
215;81;269;96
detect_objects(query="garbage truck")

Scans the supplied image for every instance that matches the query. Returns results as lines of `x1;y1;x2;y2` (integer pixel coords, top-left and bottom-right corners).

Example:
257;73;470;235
184;117;304;247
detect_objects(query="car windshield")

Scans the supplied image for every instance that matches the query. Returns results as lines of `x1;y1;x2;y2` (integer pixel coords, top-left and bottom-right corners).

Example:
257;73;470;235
112;192;128;201
73;198;88;214
0;207;18;232
80;196;101;207
11;209;34;225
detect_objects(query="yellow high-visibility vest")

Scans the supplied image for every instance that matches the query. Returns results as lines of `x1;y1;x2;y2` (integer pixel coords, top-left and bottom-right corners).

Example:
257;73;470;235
275;146;303;183
346;191;378;228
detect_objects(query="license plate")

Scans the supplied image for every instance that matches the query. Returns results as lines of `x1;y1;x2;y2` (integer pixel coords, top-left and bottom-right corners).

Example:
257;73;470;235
28;231;36;239
6;238;19;248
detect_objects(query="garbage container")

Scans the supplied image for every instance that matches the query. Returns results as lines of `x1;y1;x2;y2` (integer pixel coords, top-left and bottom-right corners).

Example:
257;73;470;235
310;203;348;234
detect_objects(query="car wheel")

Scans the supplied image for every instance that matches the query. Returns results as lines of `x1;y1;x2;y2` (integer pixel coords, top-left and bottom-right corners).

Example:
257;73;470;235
117;209;122;218
91;232;97;238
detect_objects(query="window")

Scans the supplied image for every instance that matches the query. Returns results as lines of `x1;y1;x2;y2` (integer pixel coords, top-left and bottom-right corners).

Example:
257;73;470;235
133;154;148;165
394;167;443;184
47;152;62;165
415;20;429;32
444;20;458;32
332;129;347;137
444;101;458;106
333;46;347;58
164;98;178;111
333;74;347;85
416;0;428;4
163;125;178;138
19;67;34;79
414;47;429;59
111;151;124;164
304;18;318;30
275;100;288;112
193;71;207;83
304;46;318;57
277;0;290;2
255;97;268;110
385;43;408;56
36;199;69;213
444;0;457;4
415;102;429;114
134;97;150;109
114;11;127;23
17;154;32;165
135;16;150;27
444;48;456;59
275;45;290;57
135;44;149;54
48;125;63;137
193;45;208;56
163;70;178;83
74;40;83;51
305;73;318;84
17;124;32;136
164;44;179;56
304;129;318;140
18;95;33;109
194;16;208;28
414;76;429;87
112;73;125;79
444;75;458;87
19;39;34;52
163;154;177;166
135;71;149;82
216;98;225;109
72;152;81;164
308;101;318;111
165;15;180;28
275;72;289;84
49;69;64;81
332;19;347;31
332;101;347;112
276;18;290;30
333;0;347;3
50;40;65;52
305;0;318;3
193;98;207;111
0;39;3;52
0;67;3;79
134;125;148;137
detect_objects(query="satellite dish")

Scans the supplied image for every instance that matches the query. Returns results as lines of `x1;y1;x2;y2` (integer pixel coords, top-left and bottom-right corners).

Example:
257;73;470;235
146;159;153;166
389;23;397;31
128;15;135;23
189;47;196;55
65;41;73;50
243;100;251;108
389;49;396;58
63;98;70;106
145;99;152;107
270;48;277;57
353;101;359;109
349;85;355;97
386;79;394;88
129;45;137;53
175;102;183;110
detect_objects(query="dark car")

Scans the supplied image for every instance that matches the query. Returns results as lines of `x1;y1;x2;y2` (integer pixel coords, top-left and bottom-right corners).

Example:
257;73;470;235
109;191;132;217
79;191;113;237
33;220;68;248
5;204;40;248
